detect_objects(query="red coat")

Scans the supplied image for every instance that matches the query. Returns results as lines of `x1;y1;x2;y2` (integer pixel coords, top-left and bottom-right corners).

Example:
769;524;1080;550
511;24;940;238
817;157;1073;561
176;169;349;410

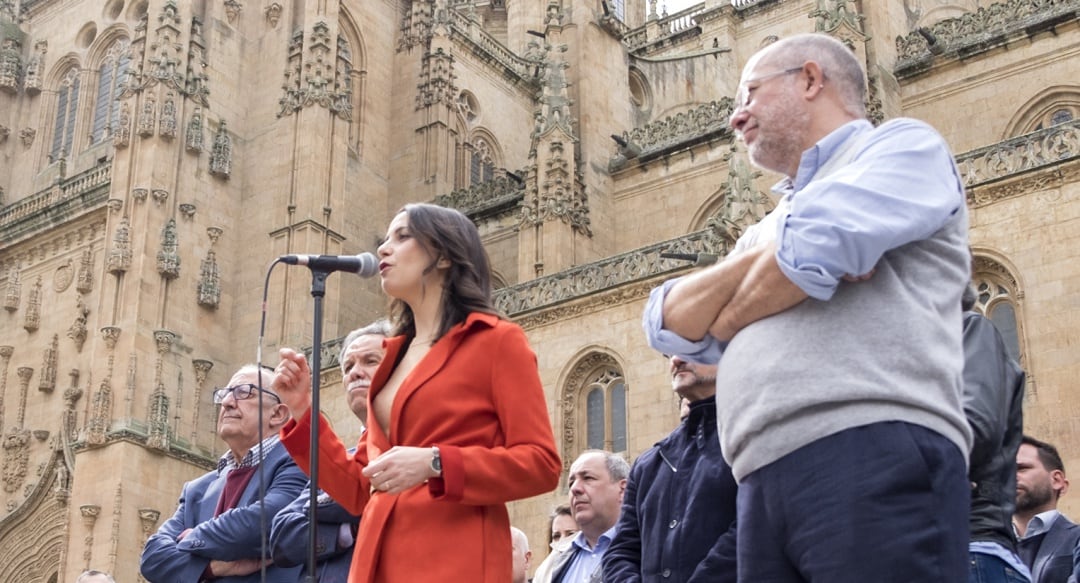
281;313;561;582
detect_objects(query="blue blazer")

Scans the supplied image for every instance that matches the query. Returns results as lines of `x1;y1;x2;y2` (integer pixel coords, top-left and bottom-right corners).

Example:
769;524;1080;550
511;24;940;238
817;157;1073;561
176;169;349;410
140;443;307;583
270;479;361;582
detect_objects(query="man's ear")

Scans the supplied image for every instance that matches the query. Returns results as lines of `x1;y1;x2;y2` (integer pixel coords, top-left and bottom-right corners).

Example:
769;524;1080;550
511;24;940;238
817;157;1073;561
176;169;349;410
270;403;292;427
1052;469;1069;498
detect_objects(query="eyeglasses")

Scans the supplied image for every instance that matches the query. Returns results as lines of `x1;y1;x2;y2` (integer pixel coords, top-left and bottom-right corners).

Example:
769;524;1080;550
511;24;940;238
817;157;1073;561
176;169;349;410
734;66;804;109
213;383;282;405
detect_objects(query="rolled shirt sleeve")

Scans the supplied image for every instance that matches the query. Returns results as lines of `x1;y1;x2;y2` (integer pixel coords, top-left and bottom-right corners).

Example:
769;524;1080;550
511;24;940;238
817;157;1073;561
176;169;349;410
642;278;725;365
775;119;966;300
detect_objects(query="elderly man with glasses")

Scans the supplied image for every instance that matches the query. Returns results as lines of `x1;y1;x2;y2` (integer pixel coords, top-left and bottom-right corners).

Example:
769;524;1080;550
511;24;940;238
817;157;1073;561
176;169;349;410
140;365;307;583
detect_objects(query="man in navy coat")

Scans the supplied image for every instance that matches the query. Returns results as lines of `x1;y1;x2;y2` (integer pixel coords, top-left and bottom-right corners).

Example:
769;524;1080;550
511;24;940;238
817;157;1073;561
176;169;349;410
602;354;738;582
140;365;306;583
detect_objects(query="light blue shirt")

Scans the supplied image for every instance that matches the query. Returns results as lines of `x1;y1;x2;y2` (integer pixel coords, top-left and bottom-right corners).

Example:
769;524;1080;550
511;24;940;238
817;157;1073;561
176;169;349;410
643;118;965;361
560;525;617;583
970;541;1032;580
1019;509;1061;539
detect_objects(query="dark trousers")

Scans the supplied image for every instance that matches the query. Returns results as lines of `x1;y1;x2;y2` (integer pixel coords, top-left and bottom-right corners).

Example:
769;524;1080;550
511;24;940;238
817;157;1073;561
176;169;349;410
736;421;970;582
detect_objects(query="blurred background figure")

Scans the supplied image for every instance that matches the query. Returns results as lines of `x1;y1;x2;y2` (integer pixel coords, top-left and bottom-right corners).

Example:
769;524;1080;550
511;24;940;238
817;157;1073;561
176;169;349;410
511;526;532;583
532;505;579;583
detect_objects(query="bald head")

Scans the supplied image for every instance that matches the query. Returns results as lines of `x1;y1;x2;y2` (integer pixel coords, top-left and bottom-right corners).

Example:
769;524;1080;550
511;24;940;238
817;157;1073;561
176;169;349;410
750;33;866;118
510;526;531;583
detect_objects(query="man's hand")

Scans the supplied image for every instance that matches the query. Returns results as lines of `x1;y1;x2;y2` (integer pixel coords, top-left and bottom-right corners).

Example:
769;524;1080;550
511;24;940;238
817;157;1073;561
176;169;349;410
708;243;808;342
208;558;271;577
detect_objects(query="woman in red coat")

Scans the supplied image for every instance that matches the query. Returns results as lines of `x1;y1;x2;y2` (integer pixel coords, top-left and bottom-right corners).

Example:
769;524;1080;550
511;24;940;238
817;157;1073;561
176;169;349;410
275;203;561;583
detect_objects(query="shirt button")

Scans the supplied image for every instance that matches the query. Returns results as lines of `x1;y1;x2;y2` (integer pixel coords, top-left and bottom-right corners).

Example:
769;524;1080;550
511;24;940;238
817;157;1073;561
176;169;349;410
669;519;678;528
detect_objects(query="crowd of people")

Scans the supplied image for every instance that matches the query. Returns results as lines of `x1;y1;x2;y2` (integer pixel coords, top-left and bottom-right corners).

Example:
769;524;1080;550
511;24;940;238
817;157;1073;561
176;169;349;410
121;32;1080;583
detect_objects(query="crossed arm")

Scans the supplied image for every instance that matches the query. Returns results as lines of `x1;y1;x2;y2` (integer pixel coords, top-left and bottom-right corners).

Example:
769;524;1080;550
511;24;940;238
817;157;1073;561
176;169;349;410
662;242;808;343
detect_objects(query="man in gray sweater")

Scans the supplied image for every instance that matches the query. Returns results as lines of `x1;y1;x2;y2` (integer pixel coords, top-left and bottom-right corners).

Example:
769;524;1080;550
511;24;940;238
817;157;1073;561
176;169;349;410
644;33;972;582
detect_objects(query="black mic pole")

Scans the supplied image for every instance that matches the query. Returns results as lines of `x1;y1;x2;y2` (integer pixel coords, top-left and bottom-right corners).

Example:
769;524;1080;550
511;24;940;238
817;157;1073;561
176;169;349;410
303;269;329;583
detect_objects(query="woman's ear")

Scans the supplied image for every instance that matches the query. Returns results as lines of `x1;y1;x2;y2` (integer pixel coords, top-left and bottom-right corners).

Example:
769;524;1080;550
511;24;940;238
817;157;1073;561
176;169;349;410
435;256;451;269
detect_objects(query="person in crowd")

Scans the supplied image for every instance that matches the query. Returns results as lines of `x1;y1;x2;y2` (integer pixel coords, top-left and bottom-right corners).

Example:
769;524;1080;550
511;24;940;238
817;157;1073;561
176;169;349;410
73;571;115;583
270;320;390;582
961;284;1030;582
140;365;305;582
548;450;627;583
644;32;972;581
603;354;737;582
1015;435;1080;583
511;526;532;583
532;505;579;583
273;203;561;583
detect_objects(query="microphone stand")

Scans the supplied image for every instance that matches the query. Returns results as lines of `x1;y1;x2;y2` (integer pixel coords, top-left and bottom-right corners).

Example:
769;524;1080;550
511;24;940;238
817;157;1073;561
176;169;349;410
303;269;330;583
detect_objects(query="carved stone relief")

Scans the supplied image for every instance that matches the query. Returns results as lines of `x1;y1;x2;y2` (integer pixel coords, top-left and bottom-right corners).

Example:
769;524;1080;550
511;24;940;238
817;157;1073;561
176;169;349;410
114;102;131;148
137;92;158;137
224;0;243;24
69;294;90;352
107;217;132;274
24;40;47;95
209;121;232;178
38;334;58;393
265;3;282;28
159;91;178;138
23;276;42;332
53;259;74;293
19;128;34;148
185;106;204;152
0;37;20;94
76;249;94;294
4;264;20;312
198;227;222;309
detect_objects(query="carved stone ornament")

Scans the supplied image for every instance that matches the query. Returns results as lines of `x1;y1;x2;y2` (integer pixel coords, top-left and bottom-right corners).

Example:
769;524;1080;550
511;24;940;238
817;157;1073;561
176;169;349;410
265;2;282;27
157;219;181;279
146;385;170;450
0;124;9;143
224;0;242;24
69;294;90;352
959;118;1080;206
24;40;47;95
107;217;132;274
39;334;59;393
159;91;178;138
100;326;121;350
179;203;196;218
107;198;123;213
53;259;74;293
2;428;31;494
24;276;42;332
152;188;169;205
132;187;148;202
4;265;20;312
114;102;131;148
76;249;94;294
185;106;204;152
20;128;35;148
86;380;112;445
198;250;221;308
138;93;157;137
209;121;232;178
0;37;20;94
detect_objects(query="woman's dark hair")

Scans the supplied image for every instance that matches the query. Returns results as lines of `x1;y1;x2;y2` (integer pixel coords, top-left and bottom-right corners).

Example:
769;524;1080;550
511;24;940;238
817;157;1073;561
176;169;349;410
387;203;499;340
547;504;574;547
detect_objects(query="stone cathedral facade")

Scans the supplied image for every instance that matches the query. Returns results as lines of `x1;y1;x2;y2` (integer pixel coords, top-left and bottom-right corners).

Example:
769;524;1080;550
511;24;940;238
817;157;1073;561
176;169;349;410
1;0;1078;580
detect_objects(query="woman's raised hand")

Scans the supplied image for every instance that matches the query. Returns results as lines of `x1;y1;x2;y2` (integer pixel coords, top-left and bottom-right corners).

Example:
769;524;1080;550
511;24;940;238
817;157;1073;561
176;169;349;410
272;347;313;418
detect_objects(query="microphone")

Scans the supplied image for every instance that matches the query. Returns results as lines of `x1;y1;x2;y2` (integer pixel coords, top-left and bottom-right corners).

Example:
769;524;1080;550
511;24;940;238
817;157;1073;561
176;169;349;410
280;252;379;277
660;252;719;267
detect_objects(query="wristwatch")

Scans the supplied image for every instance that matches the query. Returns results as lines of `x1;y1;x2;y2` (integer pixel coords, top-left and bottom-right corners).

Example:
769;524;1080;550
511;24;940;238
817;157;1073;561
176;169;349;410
430;446;442;476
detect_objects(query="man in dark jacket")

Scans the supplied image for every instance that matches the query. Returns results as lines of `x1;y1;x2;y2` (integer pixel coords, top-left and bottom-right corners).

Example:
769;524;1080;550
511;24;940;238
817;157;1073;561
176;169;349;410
961;285;1029;582
269;320;388;582
602;354;737;583
1015;435;1080;583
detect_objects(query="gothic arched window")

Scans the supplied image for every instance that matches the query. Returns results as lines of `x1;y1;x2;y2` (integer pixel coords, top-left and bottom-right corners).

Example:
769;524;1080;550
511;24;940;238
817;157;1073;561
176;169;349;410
91;40;131;143
583;366;627;454
971;255;1026;366
51;68;81;161
470;138;495;186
